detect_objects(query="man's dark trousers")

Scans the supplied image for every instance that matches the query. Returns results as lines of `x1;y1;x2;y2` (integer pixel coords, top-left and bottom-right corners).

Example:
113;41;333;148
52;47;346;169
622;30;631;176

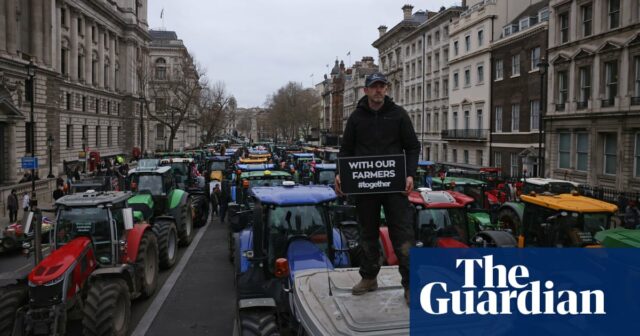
356;192;414;289
9;209;17;223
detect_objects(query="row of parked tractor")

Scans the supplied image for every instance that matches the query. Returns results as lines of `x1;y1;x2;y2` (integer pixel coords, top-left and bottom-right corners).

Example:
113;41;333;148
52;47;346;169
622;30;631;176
0;150;219;336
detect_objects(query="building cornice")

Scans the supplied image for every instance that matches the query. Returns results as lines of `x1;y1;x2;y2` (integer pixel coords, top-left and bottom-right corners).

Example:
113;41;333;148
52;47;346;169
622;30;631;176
548;23;640;53
491;22;548;49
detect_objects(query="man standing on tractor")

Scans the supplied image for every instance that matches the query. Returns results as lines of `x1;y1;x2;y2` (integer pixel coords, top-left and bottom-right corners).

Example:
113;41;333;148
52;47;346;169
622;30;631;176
335;72;420;305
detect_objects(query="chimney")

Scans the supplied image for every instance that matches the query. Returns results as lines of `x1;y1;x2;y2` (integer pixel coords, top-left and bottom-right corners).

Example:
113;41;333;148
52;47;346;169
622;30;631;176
378;25;388;37
402;4;413;20
461;0;467;8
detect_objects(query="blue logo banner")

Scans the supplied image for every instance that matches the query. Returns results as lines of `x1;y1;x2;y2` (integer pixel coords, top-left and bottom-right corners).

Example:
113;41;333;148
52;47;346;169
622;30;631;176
410;248;640;336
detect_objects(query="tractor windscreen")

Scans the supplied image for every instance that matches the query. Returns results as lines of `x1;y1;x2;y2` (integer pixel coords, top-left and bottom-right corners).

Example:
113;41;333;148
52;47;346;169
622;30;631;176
56;207;111;246
583;213;611;232
248;177;288;187
417;208;468;243
209;161;226;171
133;175;164;195
317;170;335;185
266;205;328;272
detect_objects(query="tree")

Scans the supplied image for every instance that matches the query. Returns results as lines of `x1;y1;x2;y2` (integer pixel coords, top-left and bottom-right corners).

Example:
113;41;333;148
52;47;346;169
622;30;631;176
199;81;236;144
265;82;320;142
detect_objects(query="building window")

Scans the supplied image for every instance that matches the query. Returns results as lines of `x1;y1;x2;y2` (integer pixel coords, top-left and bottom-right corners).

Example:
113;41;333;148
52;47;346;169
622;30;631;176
511;104;520;132
605;61;618;102
559;13;569;43
25;122;34;154
96;126;101;147
581;4;592;37
82;125;88;147
61;48;68;75
477;30;484;46
78;17;83;35
464;111;470;130
452;149;457;163
107;126;112;146
434;112;439;131
635;134;640;177
464;69;470;87
635;56;640;98
82;96;86;111
477;109;483;129
66;124;73;148
495;59;503;80
578;66;591;105
443;111;448;129
530;100;540;130
107;101;111;115
609;0;620;29
434;52;440;69
465;35;471;52
603;133;617;175
463;150;469;164
61;8;67;26
66;93;71;110
92;26;97;43
77;54;83;80
96;98;100;114
494;152;502;168
434;82;439;98
510;153;518;177
92;59;97;84
558;133;571;169
454;41;459;56
104;64;109;88
477;64;484;84
453;71;459;89
443;79;448;97
558;71;568;104
577;133;589;171
530;47;540;71
444;48;449;63
512;54;520;76
495;106;503;132
427;36;432;46
155;58;167;80
117;127;122;145
477;150;483;166
435;31;440;42
453;111;459;130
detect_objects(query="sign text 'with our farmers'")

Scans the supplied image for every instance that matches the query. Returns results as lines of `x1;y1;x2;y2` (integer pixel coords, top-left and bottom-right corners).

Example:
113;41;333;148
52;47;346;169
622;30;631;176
337;154;406;194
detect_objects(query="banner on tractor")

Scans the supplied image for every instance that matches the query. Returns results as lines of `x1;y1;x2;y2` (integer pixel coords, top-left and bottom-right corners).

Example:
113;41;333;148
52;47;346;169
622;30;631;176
409;248;640;336
337;154;406;194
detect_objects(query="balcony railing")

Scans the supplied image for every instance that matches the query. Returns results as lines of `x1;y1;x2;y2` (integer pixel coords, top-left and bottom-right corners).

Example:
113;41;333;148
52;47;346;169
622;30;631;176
601;98;615;108
631;97;640;106
555;103;565;112
441;129;488;140
576;101;588;110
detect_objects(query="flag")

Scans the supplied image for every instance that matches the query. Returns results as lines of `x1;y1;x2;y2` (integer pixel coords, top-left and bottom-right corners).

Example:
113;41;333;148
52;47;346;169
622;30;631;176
347;51;351;56
160;8;164;19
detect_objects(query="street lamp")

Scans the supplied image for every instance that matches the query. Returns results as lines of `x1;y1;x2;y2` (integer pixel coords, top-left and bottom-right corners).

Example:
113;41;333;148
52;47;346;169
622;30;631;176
537;57;550;178
139;96;145;156
46;134;54;178
81;135;88;173
25;59;42;263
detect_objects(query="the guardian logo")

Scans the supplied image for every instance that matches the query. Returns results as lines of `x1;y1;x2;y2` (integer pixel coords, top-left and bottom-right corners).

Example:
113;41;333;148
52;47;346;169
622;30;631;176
420;255;606;316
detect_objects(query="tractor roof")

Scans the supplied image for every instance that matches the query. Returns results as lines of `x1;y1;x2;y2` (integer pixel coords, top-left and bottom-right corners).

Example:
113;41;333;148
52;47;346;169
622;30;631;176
293;153;314;158
522;178;579;186
433;177;486;185
241;170;291;178
160;158;194;164
237;163;275;171
56;191;132;207
129;165;172;175
314;164;336;170
207;155;231;161
239;158;267;163
408;190;472;208
251;185;336;205
520;193;618;213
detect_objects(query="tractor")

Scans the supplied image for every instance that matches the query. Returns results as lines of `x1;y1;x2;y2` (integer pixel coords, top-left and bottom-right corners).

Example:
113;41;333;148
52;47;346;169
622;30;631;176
126;165;195;269
159;157;210;228
0;191;158;336
232;183;353;335
311;163;336;187
497;192;619;247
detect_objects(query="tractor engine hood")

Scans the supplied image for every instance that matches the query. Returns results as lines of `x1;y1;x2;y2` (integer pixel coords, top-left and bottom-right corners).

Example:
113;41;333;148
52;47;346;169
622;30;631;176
29;237;96;286
287;239;333;278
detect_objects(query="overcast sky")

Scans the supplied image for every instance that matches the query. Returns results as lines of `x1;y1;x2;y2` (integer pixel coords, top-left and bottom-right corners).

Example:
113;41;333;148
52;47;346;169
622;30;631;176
147;0;460;108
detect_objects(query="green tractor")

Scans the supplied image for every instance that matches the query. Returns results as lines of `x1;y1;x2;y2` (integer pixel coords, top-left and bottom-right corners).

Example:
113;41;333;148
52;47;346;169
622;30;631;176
160;157;210;228
126;165;195;269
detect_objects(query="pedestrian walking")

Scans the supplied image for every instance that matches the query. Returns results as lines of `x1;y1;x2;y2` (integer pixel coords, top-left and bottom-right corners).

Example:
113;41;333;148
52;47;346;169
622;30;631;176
211;184;220;216
22;192;30;221
6;189;18;223
335;72;420;305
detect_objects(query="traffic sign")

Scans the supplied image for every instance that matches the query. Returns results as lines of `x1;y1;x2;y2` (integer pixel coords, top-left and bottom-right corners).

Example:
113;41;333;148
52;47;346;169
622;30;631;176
21;157;39;169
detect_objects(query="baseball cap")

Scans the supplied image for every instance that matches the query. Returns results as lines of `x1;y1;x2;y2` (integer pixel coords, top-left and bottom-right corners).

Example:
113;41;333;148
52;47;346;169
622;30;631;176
365;72;388;87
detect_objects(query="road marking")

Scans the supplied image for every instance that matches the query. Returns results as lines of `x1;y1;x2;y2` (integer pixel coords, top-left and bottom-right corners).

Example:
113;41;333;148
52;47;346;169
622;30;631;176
131;218;211;336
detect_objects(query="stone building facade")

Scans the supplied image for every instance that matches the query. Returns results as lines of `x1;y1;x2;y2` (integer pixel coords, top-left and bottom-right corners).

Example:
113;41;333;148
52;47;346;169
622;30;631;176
491;2;549;177
546;0;640;190
342;56;378;128
0;0;149;184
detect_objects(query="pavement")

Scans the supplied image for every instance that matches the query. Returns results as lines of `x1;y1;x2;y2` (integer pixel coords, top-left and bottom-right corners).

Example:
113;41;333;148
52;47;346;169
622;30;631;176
133;216;236;336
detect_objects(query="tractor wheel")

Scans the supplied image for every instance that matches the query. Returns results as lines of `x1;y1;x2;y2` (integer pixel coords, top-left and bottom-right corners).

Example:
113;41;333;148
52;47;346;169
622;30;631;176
1;237;17;252
497;208;521;236
82;278;131;336
153;219;178;269
191;194;209;228
136;231;159;298
0;284;27;335
178;198;195;247
239;309;280;336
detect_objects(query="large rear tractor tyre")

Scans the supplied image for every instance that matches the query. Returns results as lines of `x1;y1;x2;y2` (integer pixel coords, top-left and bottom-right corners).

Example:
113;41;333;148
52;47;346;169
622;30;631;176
191;194;209;228
497;208;521;236
0;284;27;335
239;309;280;336
153;220;178;269
178;198;195;247
82;278;131;336
136;231;159;298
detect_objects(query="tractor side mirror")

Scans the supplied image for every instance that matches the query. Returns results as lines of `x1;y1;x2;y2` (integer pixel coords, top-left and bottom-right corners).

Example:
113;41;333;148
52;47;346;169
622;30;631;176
231;209;252;232
122;208;134;230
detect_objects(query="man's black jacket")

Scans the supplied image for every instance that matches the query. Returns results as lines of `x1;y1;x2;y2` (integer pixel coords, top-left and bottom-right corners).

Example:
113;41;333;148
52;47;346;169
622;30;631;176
339;96;421;177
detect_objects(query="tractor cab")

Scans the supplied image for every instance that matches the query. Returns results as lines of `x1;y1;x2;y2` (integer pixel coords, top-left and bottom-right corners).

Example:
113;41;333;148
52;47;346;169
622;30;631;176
126;166;176;218
205;155;232;182
519;177;579;196
431;176;488;209
517;193;618;247
313;163;336;186
159;157;201;190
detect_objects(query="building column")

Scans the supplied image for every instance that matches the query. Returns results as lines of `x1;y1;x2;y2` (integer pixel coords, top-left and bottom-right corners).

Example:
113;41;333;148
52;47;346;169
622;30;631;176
30;0;44;62
98;25;104;88
109;34;116;90
0;0;6;53
43;0;52;66
69;9;78;81
85;19;92;85
5;0;17;55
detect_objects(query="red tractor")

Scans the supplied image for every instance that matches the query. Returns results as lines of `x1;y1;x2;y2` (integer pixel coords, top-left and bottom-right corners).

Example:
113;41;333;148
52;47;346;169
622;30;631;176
0;191;159;336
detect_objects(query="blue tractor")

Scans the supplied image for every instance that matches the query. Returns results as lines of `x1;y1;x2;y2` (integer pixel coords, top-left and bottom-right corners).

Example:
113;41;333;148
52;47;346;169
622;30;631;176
232;183;355;335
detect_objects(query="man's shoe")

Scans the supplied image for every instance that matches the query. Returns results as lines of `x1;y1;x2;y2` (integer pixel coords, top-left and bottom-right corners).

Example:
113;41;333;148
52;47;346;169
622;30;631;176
352;278;378;295
404;288;410;305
